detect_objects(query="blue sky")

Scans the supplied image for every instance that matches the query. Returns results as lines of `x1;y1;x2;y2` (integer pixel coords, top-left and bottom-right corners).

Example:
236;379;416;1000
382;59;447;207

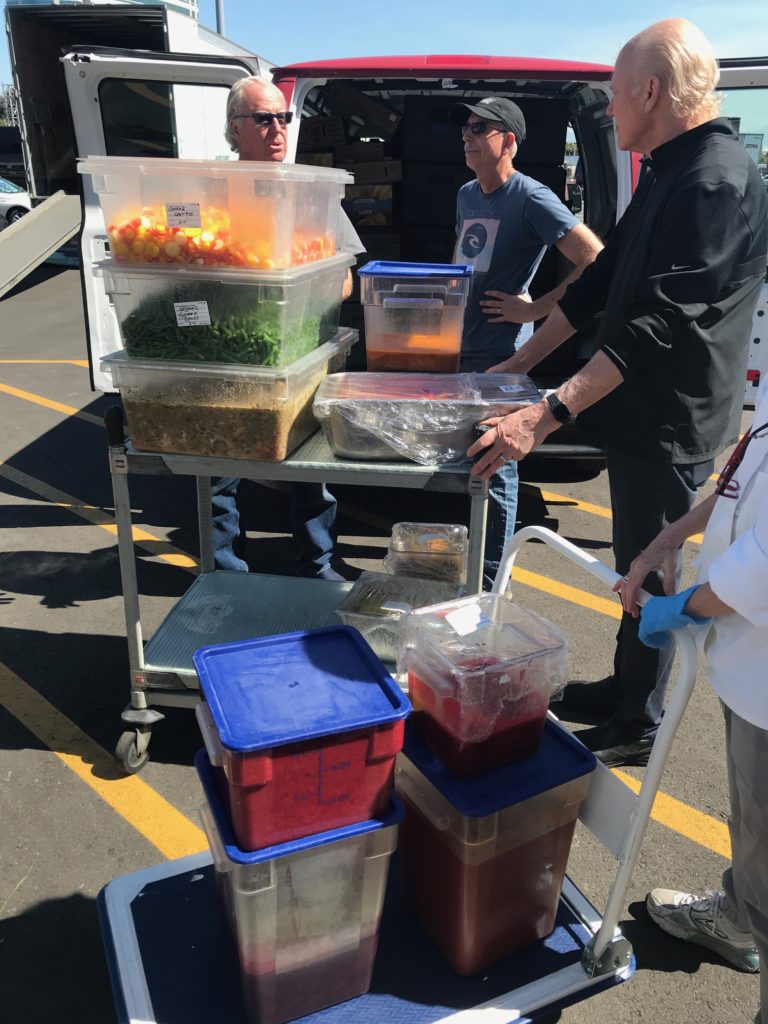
2;0;767;96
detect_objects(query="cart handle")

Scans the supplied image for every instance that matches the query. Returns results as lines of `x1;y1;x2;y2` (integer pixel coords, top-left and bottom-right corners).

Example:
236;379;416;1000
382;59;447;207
492;526;701;966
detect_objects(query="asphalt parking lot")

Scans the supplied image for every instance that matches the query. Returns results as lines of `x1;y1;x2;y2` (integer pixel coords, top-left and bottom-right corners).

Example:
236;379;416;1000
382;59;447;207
0;265;761;1024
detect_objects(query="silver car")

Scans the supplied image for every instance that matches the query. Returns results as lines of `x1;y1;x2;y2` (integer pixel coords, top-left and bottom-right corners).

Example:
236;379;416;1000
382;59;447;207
0;175;31;226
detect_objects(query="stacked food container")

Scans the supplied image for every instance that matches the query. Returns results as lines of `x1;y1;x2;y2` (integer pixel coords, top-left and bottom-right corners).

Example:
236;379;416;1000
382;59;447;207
396;593;597;973
79;155;357;460
357;261;473;372
192;625;411;1023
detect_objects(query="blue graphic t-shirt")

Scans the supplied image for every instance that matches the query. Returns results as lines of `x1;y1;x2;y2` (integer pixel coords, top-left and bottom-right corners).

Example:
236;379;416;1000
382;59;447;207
456;172;578;369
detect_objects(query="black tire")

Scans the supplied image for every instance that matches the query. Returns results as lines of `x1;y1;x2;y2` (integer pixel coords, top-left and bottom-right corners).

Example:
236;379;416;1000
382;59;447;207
115;730;150;774
6;206;28;225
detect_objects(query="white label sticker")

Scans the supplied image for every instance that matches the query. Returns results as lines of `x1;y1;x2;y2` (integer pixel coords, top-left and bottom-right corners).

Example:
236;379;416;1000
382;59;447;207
165;202;201;229
381;601;413;613
444;604;492;636
498;384;526;393
174;301;211;327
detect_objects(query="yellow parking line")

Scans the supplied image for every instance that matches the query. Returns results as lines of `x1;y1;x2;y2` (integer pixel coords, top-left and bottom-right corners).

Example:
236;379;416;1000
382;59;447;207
511;566;622;618
0;359;89;367
0;662;207;859
0;381;103;426
0;461;197;572
615;769;731;859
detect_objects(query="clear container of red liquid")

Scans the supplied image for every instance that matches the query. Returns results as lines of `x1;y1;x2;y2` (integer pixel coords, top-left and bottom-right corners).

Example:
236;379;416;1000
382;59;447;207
196;750;402;1024
399;594;567;777
396;722;596;974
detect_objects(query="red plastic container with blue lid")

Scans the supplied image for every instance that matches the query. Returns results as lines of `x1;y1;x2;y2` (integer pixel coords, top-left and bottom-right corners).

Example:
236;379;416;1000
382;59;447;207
193;625;411;851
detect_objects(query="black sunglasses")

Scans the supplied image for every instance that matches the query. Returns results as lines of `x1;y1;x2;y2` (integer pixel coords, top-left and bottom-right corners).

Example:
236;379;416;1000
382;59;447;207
715;420;768;498
234;111;293;127
461;120;507;136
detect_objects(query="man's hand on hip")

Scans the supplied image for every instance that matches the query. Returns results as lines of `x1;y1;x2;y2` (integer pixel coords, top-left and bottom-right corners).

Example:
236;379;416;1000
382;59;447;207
480;289;537;324
467;402;556;479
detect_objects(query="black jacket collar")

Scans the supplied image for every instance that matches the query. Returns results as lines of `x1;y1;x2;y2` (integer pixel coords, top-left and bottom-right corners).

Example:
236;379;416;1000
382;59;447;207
647;118;736;174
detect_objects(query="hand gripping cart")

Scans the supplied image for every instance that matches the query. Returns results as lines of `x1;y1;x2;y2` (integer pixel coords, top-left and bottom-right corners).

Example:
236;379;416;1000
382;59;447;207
97;526;699;1024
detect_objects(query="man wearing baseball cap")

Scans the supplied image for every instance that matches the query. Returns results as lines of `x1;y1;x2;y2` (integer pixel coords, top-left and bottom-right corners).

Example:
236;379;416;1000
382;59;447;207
450;96;602;587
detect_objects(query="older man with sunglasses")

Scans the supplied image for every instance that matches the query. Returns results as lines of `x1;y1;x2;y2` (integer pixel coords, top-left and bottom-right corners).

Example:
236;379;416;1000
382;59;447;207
211;77;357;581
450;96;603;588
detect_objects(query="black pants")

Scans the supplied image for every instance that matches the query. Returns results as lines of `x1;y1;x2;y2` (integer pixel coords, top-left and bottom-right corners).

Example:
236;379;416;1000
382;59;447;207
606;448;713;737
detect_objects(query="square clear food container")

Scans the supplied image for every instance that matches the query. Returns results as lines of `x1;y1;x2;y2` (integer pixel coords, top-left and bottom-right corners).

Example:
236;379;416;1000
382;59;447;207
78;156;352;270
395;722;595;974
384;522;468;585
399;593;568;777
313;371;541;464
192;625;411;850
358;261;473;373
101;327;356;461
196;750;402;1024
96;253;354;366
337;572;459;663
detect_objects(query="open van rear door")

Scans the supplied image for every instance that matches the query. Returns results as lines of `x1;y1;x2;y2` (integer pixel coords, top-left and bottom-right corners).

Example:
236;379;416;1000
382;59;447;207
717;58;768;405
62;48;255;391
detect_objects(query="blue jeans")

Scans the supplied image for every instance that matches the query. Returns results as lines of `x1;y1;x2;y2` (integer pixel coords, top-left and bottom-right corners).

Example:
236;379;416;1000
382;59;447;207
211;477;337;576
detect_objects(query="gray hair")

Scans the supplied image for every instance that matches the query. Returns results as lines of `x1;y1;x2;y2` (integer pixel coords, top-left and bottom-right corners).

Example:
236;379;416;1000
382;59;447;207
624;19;722;120
224;76;284;152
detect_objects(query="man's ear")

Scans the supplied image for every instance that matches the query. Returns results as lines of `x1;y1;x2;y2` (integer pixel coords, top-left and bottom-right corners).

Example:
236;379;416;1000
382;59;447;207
503;130;516;155
643;75;662;112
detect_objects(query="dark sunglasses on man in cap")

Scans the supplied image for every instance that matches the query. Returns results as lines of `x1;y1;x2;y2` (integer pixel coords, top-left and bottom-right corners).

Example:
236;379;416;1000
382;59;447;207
460;120;508;136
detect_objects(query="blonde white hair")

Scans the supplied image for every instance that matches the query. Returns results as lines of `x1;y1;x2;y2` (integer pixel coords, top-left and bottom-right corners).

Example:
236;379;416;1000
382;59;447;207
624;19;722;120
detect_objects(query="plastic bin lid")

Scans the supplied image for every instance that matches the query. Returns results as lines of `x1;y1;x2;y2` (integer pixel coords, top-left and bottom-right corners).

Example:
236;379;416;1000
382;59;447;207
195;749;404;865
358;261;473;278
193;625;411;753
94;251;355;286
78;154;353;185
402;719;596;817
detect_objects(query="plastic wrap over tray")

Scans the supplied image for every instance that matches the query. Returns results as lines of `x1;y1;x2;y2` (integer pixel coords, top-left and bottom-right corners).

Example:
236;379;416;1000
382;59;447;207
313;372;540;465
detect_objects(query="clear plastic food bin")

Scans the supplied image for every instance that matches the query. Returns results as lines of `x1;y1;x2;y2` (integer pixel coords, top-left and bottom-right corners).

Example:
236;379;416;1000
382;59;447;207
313;371;540;465
100;328;356;461
96;253;354;366
358;261;473;372
399;593;568;777
78;156;352;270
196;750;402;1024
396;722;595;974
193;625;411;850
384;522;468;585
337;572;459;663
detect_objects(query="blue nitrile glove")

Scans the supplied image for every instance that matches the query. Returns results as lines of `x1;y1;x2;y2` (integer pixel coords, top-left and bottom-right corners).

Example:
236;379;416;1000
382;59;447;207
638;585;712;649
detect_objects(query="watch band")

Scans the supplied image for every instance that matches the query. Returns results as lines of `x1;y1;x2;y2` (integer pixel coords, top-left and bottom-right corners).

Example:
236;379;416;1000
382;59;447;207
545;392;574;424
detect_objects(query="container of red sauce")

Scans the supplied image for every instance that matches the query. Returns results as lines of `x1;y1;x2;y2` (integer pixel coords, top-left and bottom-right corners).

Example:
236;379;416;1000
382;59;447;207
400;594;567;777
193;626;411;851
196;749;402;1024
396;721;596;975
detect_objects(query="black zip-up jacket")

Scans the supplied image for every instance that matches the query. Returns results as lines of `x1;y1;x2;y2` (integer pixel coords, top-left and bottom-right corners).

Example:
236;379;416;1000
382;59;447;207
559;119;768;463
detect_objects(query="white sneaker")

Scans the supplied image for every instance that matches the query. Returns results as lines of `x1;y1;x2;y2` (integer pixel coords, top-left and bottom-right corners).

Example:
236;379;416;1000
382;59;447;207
646;889;759;973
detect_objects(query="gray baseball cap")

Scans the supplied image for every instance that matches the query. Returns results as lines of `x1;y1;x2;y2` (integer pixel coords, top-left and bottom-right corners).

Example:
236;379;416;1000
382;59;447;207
450;97;526;142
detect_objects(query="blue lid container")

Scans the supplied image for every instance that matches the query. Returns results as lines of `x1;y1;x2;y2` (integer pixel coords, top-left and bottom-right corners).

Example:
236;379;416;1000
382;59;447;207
402;718;597;817
195;749;404;864
358;260;473;278
193;625;411;754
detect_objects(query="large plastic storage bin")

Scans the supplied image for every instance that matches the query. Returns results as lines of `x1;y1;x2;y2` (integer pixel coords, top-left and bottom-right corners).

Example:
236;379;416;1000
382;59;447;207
399;593;568;777
96;253;354;366
78;156;352;270
100;327;356;461
193;625;411;850
358;261;472;372
196;750;402;1024
396;722;596;974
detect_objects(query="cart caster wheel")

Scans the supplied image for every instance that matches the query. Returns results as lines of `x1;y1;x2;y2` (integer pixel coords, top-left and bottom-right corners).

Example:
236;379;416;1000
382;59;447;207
115;731;150;774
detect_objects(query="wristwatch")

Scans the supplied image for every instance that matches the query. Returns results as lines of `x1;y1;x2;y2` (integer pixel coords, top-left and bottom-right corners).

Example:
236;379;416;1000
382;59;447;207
544;392;575;424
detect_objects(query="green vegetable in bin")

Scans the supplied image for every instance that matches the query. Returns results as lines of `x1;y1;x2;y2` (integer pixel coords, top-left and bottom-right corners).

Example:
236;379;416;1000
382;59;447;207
121;282;325;367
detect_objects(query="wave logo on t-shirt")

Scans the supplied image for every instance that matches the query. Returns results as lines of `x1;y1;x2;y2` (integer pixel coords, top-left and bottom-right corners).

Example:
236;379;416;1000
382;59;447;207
457;217;500;274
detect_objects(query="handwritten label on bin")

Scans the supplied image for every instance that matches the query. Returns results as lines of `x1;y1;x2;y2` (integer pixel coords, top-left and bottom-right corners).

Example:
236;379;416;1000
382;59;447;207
445;604;492;637
165;202;202;229
174;301;211;328
498;384;526;393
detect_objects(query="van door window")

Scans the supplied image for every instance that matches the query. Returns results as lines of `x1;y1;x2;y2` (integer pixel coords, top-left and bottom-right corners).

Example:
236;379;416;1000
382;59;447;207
717;87;768;233
98;79;233;161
